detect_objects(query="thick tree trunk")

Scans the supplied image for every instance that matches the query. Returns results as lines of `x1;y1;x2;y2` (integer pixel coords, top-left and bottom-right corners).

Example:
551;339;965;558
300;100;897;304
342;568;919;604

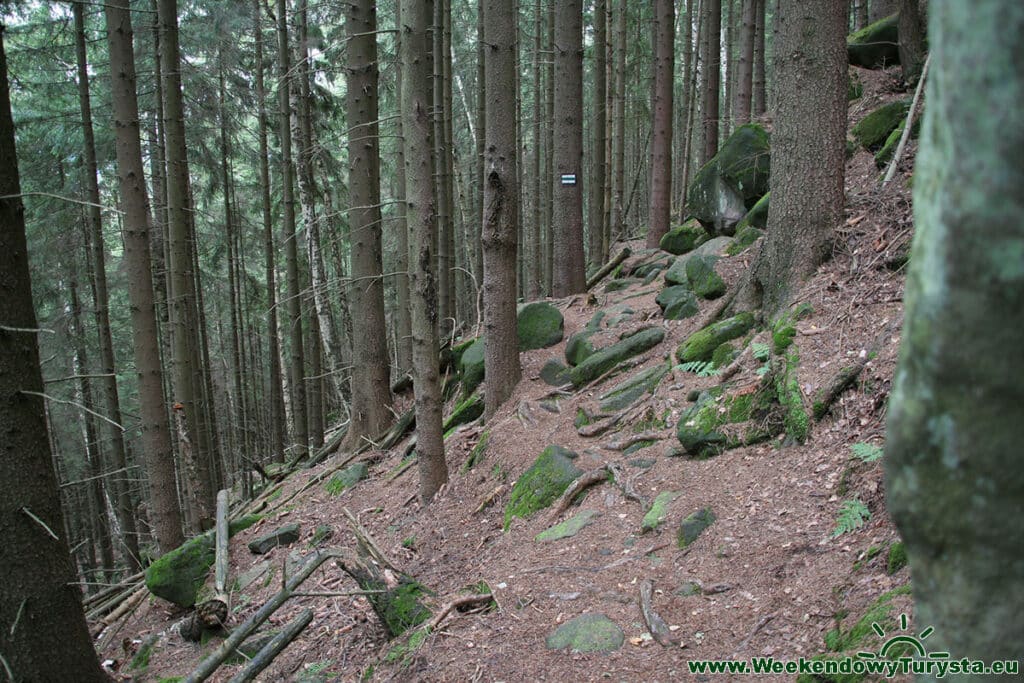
482;0;522;418
609;0;627;244
757;0;846;316
723;0;736;138
104;0;183;553
552;0;586;296
543;2;555;293
401;0;448;501
528;0;543;299
589;0;608;266
869;0;898;23
734;0;755;126
702;0;722;163
74;1;141;568
0;23;111;682
647;0;674;248
752;0;766;117
886;3;1024;674
898;0;926;85
394;5;414;373
343;0;394;451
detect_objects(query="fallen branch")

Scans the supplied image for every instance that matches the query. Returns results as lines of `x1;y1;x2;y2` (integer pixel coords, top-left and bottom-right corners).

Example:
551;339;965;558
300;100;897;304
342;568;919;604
586;247;631;290
601;430;666;451
473;485;505;514
425;593;494;632
731;613;776;658
183;490;232;642
812;318;898;420
638;580;678;647
577;412;622;438
547;466;610;523
227;608;314;683
607;463;648;508
882;53;931;187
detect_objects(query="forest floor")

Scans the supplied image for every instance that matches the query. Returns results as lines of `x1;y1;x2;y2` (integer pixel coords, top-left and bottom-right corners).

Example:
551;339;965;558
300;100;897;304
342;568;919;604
99;65;921;682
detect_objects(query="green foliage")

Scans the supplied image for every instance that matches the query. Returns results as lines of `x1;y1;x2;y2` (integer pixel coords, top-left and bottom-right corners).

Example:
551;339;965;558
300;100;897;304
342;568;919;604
675;360;720;377
401;536;416;549
752;342;770;361
850;442;883;463
503;445;583;530
887;542;908;575
461;431;490;472
832;499;871;538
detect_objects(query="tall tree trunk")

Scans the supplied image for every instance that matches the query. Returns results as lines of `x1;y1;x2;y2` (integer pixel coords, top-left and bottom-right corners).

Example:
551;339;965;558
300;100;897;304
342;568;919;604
275;0;309;456
609;0;627;243
442;0;457;330
482;0;522;418
552;0;586;296
434;0;454;339
886;2;1024;668
400;0;447;501
647;0;675;248
723;0;735;138
343;0;394;450
74;0;141;569
589;0;608;266
543;1;555;294
754;0;846;316
0;30;106;681
702;0;722;163
752;0;767;117
157;0;215;525
734;0;755;125
394;2;413;373
474;0;487;307
869;0;898;22
528;0;543;299
898;0;926;85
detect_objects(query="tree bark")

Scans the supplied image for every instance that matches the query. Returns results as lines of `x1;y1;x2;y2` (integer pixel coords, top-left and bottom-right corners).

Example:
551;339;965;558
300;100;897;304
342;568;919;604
734;0;755;126
543;2;555;293
589;0;608;266
646;0;674;248
756;0;846;317
74;0;142;568
528;0;543;299
482;0;522;419
869;0;898;23
0;25;108;682
394;8;414;373
702;0;722;163
609;0;627;244
897;0;926;85
401;0;448;501
552;0;587;296
752;0;766;117
343;0;395;451
886;2;1024;671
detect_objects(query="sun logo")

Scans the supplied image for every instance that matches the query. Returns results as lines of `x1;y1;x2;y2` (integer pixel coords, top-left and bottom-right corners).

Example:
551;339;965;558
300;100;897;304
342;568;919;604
856;613;949;662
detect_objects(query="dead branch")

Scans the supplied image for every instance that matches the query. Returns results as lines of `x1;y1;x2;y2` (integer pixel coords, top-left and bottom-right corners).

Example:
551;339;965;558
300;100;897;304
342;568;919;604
473;485;505;514
226;608;314;683
426;593;495;632
882;53;931;187
731;613;776;658
601;430;667;451
547;467;610;523
586;247;632;290
812;317;898;420
607;463;648;508
577;412;622;438
638;580;678;647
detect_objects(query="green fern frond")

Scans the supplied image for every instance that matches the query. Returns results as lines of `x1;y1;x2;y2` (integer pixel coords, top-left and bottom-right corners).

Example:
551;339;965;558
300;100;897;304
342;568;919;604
832;499;871;538
675;360;721;377
752;342;771;362
850;442;883;463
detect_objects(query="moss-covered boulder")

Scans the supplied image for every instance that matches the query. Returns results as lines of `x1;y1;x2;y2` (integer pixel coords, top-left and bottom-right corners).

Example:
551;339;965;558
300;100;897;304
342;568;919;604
599;362;670;411
604;277;639;292
853;99;911;151
658;219;709;255
326;462;368;495
458;337;485;395
642;491;680;532
564;331;597;366
536;509;600;542
443;392;484;434
675;388;758;456
711;342;739;369
655;285;700;320
517;302;564;350
504;445;583;529
145;515;261;607
687;124;771;235
567;327;665;387
847;14;899;69
675;313;755;363
664;236;735;285
873;116;921;168
725;225;764;256
848;72;864;100
540;358;571;386
685;254;727;299
248;522;301;555
736;191;769;231
546;613;625;653
678;508;716;548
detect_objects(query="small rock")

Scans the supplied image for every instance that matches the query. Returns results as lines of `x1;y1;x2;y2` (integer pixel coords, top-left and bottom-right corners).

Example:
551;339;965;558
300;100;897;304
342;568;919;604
546;613;625;653
248;523;301;555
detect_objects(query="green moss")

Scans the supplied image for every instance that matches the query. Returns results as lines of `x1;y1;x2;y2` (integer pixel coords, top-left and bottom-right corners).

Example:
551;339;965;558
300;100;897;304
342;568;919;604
886;542;908;575
658;219;709;255
564;331;597;366
567;327;665;387
129;635;158;672
685;254;727;299
711;342;738;369
655;285;699;320
383;624;431;665
536;509;601;541
852;545;882;571
157;678;183;683
517;302;565;350
675;312;756;362
504;445;583;530
677;507;716;547
772;325;796;353
725;225;764;256
443;393;484;434
735;191;770;232
461;430;490;472
458;337;485;396
598;362;670;411
852;100;911;151
642;491;679;532
776;348;809;443
145;534;217;607
847;13;899;69
325;463;368;495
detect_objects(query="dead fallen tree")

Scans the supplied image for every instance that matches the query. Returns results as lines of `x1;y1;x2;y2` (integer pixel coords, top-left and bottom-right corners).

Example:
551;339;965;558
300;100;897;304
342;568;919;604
182;490;231;642
587;247;631;290
226;608;313;683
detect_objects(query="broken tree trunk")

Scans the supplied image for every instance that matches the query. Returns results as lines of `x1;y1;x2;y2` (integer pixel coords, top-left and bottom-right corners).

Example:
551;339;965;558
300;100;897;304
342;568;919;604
183;490;231;642
226;608;313;683
586;247;631;290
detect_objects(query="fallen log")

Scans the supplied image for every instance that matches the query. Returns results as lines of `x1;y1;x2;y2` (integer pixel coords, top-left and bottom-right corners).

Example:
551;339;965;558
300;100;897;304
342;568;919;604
638;580;678;647
226;608;313;683
586;247;631;290
183;490;231;642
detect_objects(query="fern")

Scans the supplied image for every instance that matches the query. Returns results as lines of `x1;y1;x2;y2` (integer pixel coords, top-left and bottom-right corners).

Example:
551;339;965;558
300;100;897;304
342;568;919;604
752;342;771;362
850;442;883;463
832;499;871;538
675;360;721;377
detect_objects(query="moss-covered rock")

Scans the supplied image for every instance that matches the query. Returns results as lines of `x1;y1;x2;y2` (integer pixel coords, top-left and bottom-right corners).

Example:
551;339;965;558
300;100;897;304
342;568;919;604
664;236;735;285
540;358;571;386
567;327;665;387
848;72;863;100
658;219;709;255
598;362;670;411
887;542;908;575
873;116;921;168
687;124;771;235
847;14;899;69
772;344;809;443
675;313;756;363
711;342;739;369
458;337;485;395
604;278;638;292
546;613;624;653
678;507;716;547
145;515;261;607
326;463;368;495
536;509;601;541
642;491;679;532
736;191;770;231
517;302;564;350
685;254;727;299
853;99;911;151
674;386;776;457
725;225;764;256
504;445;583;529
655;285;700;320
248;522;301;555
443;392;484;434
564;331;597;366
